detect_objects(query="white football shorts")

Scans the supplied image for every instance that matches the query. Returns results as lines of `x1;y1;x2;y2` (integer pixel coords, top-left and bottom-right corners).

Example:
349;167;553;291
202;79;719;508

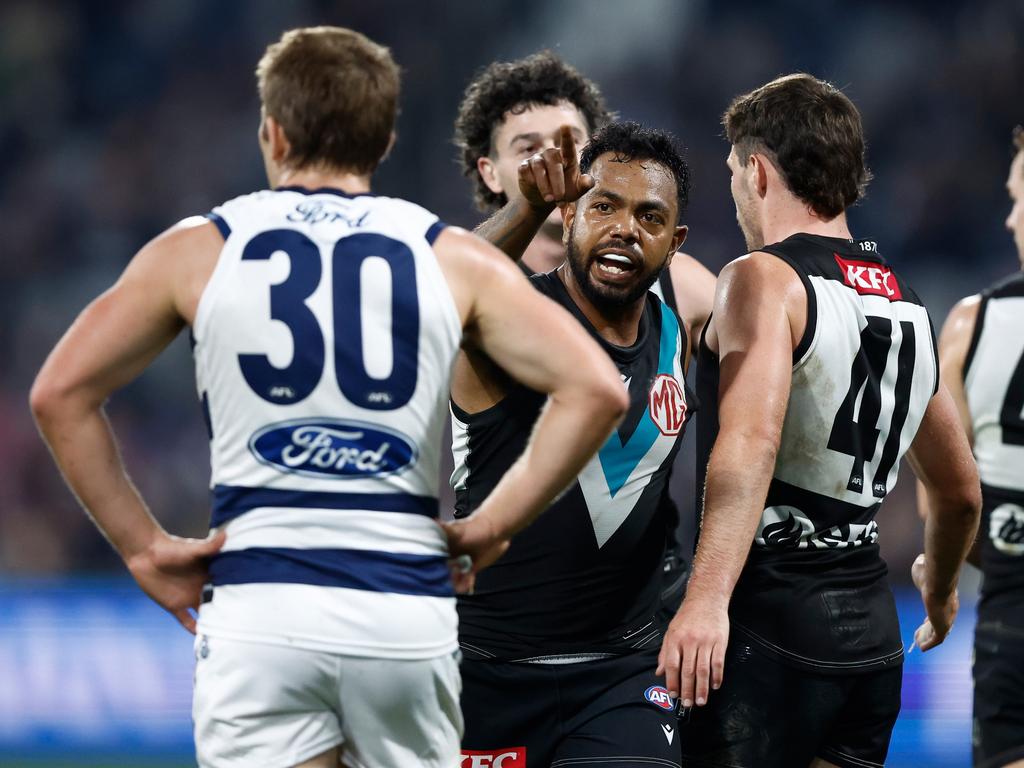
193;634;463;768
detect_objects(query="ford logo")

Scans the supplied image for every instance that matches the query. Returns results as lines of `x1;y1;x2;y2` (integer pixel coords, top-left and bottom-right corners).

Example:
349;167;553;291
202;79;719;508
249;418;417;479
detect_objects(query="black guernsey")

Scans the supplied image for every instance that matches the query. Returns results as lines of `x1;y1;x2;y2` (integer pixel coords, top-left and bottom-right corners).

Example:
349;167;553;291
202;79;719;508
697;233;938;674
453;270;694;660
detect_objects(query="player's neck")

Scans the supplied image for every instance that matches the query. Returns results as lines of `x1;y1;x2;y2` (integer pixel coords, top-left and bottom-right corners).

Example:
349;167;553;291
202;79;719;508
557;265;644;347
274;167;372;195
759;199;853;249
521;231;568;274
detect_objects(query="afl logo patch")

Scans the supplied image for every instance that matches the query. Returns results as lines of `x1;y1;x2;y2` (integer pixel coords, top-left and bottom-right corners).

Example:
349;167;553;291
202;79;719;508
644;685;675;711
649;374;687;436
249;418;417;479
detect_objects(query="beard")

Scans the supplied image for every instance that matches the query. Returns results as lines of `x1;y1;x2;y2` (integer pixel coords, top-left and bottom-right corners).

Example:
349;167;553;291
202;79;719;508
565;226;667;313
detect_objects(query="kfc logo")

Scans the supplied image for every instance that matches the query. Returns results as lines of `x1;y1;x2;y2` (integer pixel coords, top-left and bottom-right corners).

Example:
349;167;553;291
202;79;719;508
834;254;902;300
649;374;688;436
461;748;527;768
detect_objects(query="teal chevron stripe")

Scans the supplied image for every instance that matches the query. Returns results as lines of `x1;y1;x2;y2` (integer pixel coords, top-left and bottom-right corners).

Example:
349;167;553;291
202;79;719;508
597;303;680;496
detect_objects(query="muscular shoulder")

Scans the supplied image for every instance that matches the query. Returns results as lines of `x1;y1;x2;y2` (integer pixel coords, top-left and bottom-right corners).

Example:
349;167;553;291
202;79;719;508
432;226;534;328
707;252;805;353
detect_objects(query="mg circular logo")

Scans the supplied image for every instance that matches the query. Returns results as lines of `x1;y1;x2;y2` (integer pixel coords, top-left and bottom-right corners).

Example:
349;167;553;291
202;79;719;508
649;374;687;436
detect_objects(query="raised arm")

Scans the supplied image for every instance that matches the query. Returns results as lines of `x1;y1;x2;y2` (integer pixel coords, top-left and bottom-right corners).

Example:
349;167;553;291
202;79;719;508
433;226;627;568
658;253;803;708
29;219;225;633
474;125;594;261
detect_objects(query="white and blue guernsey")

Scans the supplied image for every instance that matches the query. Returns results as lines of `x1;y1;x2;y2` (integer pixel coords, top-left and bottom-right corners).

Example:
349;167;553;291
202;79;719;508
192;186;459;659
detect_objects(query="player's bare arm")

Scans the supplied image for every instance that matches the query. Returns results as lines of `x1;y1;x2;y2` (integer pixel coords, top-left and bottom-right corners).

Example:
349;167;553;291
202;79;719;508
658;252;804;707
915;295;982;567
30;219;226;633
474;125;594;261
668;252;717;355
433;226;628;568
906;382;981;651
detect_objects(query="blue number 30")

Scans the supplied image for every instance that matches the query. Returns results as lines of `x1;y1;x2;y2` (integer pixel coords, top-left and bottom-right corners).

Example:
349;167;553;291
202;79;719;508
238;230;419;411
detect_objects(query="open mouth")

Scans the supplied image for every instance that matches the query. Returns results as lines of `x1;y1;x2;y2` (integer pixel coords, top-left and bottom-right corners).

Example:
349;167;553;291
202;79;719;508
592;250;639;280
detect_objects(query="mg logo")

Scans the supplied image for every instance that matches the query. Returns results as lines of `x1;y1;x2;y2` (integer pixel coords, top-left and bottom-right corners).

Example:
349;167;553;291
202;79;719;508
649;374;687;436
461;749;526;768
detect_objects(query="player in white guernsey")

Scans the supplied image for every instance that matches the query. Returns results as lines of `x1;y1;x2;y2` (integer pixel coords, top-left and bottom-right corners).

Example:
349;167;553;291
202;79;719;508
917;127;1024;768
658;74;981;768
30;27;628;768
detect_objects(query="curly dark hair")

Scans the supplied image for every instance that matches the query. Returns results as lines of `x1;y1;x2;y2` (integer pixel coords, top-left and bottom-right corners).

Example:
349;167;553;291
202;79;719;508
723;73;871;219
454;51;612;211
579;121;691;220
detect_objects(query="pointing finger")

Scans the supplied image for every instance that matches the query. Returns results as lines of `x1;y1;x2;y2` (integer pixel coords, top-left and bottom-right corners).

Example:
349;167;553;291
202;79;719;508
559;125;578;168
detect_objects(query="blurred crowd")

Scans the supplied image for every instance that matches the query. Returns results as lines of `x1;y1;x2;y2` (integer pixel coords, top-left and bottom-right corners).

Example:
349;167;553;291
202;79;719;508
2;0;1022;574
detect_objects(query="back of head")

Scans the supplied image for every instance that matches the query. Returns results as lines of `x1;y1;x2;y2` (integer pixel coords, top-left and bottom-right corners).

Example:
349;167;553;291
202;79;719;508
257;26;399;175
579;121;691;221
454;51;612;210
723;73;871;219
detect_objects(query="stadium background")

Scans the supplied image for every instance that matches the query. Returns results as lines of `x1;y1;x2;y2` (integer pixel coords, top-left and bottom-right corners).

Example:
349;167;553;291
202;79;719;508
2;0;1021;765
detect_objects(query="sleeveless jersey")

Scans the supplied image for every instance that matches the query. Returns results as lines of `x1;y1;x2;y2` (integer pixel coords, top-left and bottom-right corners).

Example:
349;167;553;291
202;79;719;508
964;271;1024;627
697;233;938;673
452;271;694;661
192;186;461;659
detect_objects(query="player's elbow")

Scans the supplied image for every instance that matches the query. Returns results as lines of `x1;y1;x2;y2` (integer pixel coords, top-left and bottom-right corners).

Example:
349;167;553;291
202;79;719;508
581;369;629;426
29;368;84;430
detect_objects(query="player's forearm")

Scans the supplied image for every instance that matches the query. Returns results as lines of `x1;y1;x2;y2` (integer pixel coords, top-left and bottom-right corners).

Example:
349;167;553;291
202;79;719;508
472;386;625;538
684;429;778;606
474;197;555;262
922;484;980;596
31;397;161;561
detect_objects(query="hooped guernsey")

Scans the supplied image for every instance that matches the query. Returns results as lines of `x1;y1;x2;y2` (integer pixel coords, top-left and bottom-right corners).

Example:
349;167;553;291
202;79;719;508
452;270;695;662
696;233;939;674
192;186;461;660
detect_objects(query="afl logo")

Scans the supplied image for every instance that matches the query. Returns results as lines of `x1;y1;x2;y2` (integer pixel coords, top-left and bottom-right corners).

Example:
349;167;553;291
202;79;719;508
249;418;417;479
644;685;675;711
649;374;687;436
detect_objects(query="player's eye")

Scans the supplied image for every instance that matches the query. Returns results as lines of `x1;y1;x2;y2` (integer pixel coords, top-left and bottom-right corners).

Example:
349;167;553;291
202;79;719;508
593;202;612;213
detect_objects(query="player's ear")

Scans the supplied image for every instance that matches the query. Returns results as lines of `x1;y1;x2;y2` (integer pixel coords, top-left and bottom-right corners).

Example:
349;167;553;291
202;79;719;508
752;153;770;199
562;202;577;246
671;224;688;254
477;156;503;195
264;116;291;166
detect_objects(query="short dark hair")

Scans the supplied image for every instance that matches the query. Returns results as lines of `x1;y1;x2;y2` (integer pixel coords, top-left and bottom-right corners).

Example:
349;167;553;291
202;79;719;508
579;121;691;220
454;51;612;211
723;73;871;218
257;26;399;175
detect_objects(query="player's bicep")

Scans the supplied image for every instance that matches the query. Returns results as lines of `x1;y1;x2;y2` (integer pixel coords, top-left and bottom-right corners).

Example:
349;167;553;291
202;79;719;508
468;261;608;396
713;257;794;445
435;227;616;396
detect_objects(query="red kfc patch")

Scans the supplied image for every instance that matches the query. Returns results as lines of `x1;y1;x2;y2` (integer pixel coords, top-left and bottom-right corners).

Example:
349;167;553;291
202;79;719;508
834;254;902;300
461;748;527;768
